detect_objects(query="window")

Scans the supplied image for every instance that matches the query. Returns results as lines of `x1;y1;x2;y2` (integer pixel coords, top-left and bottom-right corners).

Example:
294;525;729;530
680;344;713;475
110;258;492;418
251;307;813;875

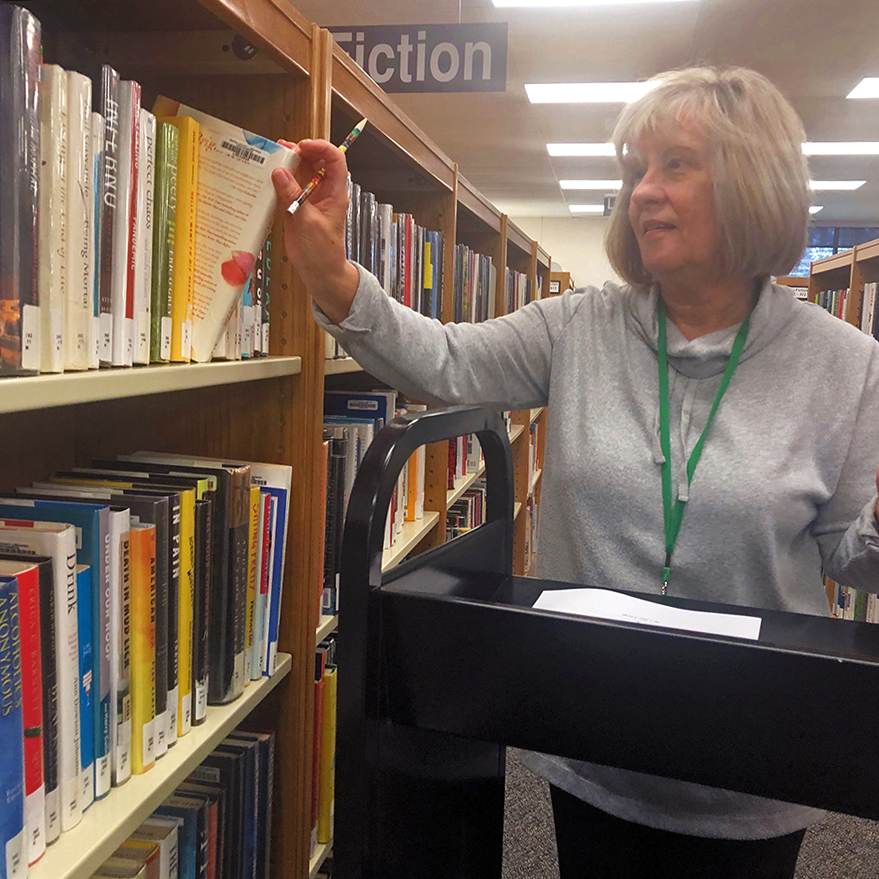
788;227;879;277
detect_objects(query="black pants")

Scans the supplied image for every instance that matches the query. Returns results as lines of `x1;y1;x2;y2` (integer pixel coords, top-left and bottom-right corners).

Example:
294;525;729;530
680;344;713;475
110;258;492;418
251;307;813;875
550;785;806;879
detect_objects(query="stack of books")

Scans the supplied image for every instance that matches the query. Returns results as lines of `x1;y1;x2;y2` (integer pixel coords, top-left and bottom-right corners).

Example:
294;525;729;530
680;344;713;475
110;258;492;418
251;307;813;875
0;452;290;869
0;4;294;377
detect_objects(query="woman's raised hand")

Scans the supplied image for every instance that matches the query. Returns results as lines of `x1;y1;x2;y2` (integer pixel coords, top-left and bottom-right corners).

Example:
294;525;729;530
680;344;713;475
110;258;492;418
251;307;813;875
271;138;360;325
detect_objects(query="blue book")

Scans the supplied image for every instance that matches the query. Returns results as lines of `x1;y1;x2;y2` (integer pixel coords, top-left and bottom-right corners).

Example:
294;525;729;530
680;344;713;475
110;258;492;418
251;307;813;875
155;795;200;879
0;499;112;805
324;390;397;433
0;575;25;879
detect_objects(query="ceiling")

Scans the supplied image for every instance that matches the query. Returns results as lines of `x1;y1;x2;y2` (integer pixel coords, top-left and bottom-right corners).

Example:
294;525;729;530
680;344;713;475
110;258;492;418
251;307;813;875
289;0;879;223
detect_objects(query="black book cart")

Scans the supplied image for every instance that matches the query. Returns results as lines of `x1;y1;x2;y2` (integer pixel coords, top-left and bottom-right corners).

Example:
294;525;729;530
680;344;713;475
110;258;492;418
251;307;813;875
334;405;879;878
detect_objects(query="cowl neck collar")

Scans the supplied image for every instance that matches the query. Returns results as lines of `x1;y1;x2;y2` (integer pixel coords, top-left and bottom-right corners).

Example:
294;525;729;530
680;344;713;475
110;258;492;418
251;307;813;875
627;278;797;379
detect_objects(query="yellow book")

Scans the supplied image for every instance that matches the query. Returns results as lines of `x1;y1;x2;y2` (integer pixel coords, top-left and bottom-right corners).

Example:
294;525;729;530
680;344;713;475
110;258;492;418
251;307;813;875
154;113;199;362
130;523;157;775
317;664;337;844
245;486;260;683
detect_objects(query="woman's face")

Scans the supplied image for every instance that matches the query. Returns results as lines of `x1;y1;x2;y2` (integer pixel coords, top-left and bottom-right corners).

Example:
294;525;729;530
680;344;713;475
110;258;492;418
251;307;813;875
625;122;721;284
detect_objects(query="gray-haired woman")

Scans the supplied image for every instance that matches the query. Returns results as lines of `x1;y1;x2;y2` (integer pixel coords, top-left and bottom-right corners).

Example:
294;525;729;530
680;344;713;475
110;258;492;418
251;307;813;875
272;67;879;878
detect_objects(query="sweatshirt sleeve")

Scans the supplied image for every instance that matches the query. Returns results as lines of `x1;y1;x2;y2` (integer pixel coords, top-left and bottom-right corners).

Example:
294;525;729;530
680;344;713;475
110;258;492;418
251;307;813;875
813;345;879;592
313;263;584;409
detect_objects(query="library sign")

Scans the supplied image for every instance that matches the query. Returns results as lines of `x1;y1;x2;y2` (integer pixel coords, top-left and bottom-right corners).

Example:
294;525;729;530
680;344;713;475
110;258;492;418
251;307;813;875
329;23;508;93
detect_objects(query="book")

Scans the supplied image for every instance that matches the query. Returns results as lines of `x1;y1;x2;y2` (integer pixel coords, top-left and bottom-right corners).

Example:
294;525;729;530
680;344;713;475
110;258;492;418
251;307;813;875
0;520;81;833
0;574;26;879
37;63;68;374
0;4;41;376
66;70;94;370
217;734;262;879
130;523;157;775
112;839;161;879
193;499;211;724
96;64;120;363
189;749;241;879
229;729;274;879
0;560;44;864
151;96;298;362
94;858;147;879
154;795;201;879
134;109;156;365
131;816;179;879
317;663;337;845
152;113;197;362
90;111;104;368
175;783;221;879
111;79;141;367
150;121;178;363
250;492;270;679
244;487;259;682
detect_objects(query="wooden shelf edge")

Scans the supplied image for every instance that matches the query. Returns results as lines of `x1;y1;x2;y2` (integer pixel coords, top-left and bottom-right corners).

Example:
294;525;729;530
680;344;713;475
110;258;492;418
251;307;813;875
530;407;543;424
456;173;502;233
0;357;302;415
447;462;486;507
315;614;338;646
508;424;525;445
31;654;292;879
309;840;333;878
381;511;440;572
857;240;879;263
506;219;532;256
324;357;363;375
514;501;523;520
811;250;854;275
530;468;543;496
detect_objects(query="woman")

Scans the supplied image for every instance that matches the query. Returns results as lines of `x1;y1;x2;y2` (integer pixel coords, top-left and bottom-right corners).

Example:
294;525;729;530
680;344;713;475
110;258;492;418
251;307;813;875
272;67;879;878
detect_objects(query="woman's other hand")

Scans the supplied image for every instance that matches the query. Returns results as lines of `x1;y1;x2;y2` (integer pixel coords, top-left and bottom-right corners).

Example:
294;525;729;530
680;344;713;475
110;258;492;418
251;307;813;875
272;139;360;324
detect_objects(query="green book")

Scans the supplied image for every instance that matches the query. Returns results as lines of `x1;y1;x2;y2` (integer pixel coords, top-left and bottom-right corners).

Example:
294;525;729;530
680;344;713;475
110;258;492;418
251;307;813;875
150;121;179;362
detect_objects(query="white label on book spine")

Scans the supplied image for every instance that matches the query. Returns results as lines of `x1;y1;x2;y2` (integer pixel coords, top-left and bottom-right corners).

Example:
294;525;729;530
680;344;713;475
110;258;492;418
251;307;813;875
181;320;192;360
6;828;24;879
44;789;59;845
21;304;40;371
167;685;179;747
25;785;45;865
50;307;64;367
95;754;110;798
160;317;172;360
143;719;155;767
100;313;113;361
81;766;93;809
155;709;168;757
91;316;100;367
262;323;269;353
124;317;134;364
138;310;150;362
181;692;192;731
194;682;207;722
116;716;132;784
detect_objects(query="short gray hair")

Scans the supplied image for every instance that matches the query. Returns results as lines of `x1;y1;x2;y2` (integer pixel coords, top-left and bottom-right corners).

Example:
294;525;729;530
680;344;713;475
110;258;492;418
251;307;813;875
604;67;811;287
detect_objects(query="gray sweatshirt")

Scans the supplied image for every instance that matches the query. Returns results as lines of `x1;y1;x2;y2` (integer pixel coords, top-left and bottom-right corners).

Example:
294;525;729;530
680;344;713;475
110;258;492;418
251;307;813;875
315;265;879;839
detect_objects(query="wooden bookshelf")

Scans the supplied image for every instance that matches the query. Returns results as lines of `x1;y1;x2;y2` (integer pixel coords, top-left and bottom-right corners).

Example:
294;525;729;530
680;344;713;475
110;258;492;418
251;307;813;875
315;614;338;646
324;357;363;375
309;841;332;879
381;512;442;572
29;654;291;879
807;237;879;329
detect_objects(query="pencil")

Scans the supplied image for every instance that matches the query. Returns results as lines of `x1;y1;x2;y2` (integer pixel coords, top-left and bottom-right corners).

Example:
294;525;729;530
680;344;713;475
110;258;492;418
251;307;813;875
286;117;368;215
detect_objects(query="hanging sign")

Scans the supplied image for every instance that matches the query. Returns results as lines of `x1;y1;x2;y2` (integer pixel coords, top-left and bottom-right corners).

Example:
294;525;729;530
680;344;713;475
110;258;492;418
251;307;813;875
329;23;508;93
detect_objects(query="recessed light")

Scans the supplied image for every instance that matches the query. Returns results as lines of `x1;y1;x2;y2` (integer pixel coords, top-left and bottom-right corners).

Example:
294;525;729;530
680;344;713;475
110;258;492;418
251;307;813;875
525;81;658;103
803;142;879;156
809;206;824;214
847;78;879;99
560;179;623;190
547;143;617;157
495;0;696;6
568;204;605;213
810;180;866;191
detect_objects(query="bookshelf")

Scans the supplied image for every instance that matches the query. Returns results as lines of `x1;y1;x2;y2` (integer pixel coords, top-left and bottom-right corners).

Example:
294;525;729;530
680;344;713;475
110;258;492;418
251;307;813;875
808;236;879;330
11;2;553;876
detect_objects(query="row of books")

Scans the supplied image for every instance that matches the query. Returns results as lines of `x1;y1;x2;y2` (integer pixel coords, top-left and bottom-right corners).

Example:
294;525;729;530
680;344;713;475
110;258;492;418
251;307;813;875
310;635;337;857
815;288;853;324
453;245;496;325
813;285;879;340
505;268;534;315
523;495;540;574
1;5;293;376
859;282;879;340
446;479;487;541
826;577;879;623
89;726;274;879
0;452;290;867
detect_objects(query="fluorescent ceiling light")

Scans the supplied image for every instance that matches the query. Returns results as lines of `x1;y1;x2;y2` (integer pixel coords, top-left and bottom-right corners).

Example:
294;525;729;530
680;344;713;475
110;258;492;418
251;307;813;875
526;81;657;103
560;179;622;190
495;0;697;6
809;206;824;214
847;78;879;99
810;180;866;190
569;204;605;213
547;143;617;157
803;142;879;156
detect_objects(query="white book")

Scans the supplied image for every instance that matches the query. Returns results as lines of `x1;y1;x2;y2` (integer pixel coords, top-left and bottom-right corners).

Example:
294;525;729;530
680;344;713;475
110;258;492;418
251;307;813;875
90;113;104;369
0;521;82;835
65;71;93;371
111;81;141;367
38;64;68;373
134;110;156;365
133;817;179;879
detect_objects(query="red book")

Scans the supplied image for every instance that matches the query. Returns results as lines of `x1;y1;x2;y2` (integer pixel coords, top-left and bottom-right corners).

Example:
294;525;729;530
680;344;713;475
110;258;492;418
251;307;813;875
0;559;44;864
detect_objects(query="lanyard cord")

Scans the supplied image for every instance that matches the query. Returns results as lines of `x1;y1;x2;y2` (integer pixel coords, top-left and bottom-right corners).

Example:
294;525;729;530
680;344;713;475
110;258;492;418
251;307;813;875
658;300;753;594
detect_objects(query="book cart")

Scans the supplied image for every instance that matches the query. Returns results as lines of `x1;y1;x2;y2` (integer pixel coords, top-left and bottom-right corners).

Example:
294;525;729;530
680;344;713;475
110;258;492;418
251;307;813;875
6;3;553;877
335;404;879;879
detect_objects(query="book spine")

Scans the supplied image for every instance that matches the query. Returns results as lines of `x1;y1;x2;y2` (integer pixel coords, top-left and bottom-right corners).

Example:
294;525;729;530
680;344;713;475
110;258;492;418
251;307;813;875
0;577;26;879
37;64;67;373
36;563;59;844
130;526;156;774
114;531;132;786
94;515;112;800
90;112;104;368
65;71;93;370
177;494;195;738
261;238;271;354
134;109;156;365
245;487;259;683
317;665;337;844
76;563;94;810
165;495;182;750
192;500;210;725
250;493;270;680
97;65;120;363
105;513;127;790
18;567;45;865
252;247;263;356
154;498;172;760
151;122;178;363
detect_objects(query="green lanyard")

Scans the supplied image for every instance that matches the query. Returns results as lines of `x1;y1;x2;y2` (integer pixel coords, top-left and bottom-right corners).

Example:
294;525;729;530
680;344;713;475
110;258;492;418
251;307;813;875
658;300;752;595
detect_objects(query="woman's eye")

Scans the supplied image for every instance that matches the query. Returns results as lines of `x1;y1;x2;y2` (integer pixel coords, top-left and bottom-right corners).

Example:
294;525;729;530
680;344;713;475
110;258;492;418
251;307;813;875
667;158;685;171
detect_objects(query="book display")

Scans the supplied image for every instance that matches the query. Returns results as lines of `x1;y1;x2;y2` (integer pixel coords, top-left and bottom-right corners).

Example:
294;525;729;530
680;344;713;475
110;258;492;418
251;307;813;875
0;2;553;877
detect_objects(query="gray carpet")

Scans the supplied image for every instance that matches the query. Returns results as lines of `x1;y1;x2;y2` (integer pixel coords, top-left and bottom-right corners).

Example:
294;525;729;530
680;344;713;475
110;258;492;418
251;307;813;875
502;749;879;878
